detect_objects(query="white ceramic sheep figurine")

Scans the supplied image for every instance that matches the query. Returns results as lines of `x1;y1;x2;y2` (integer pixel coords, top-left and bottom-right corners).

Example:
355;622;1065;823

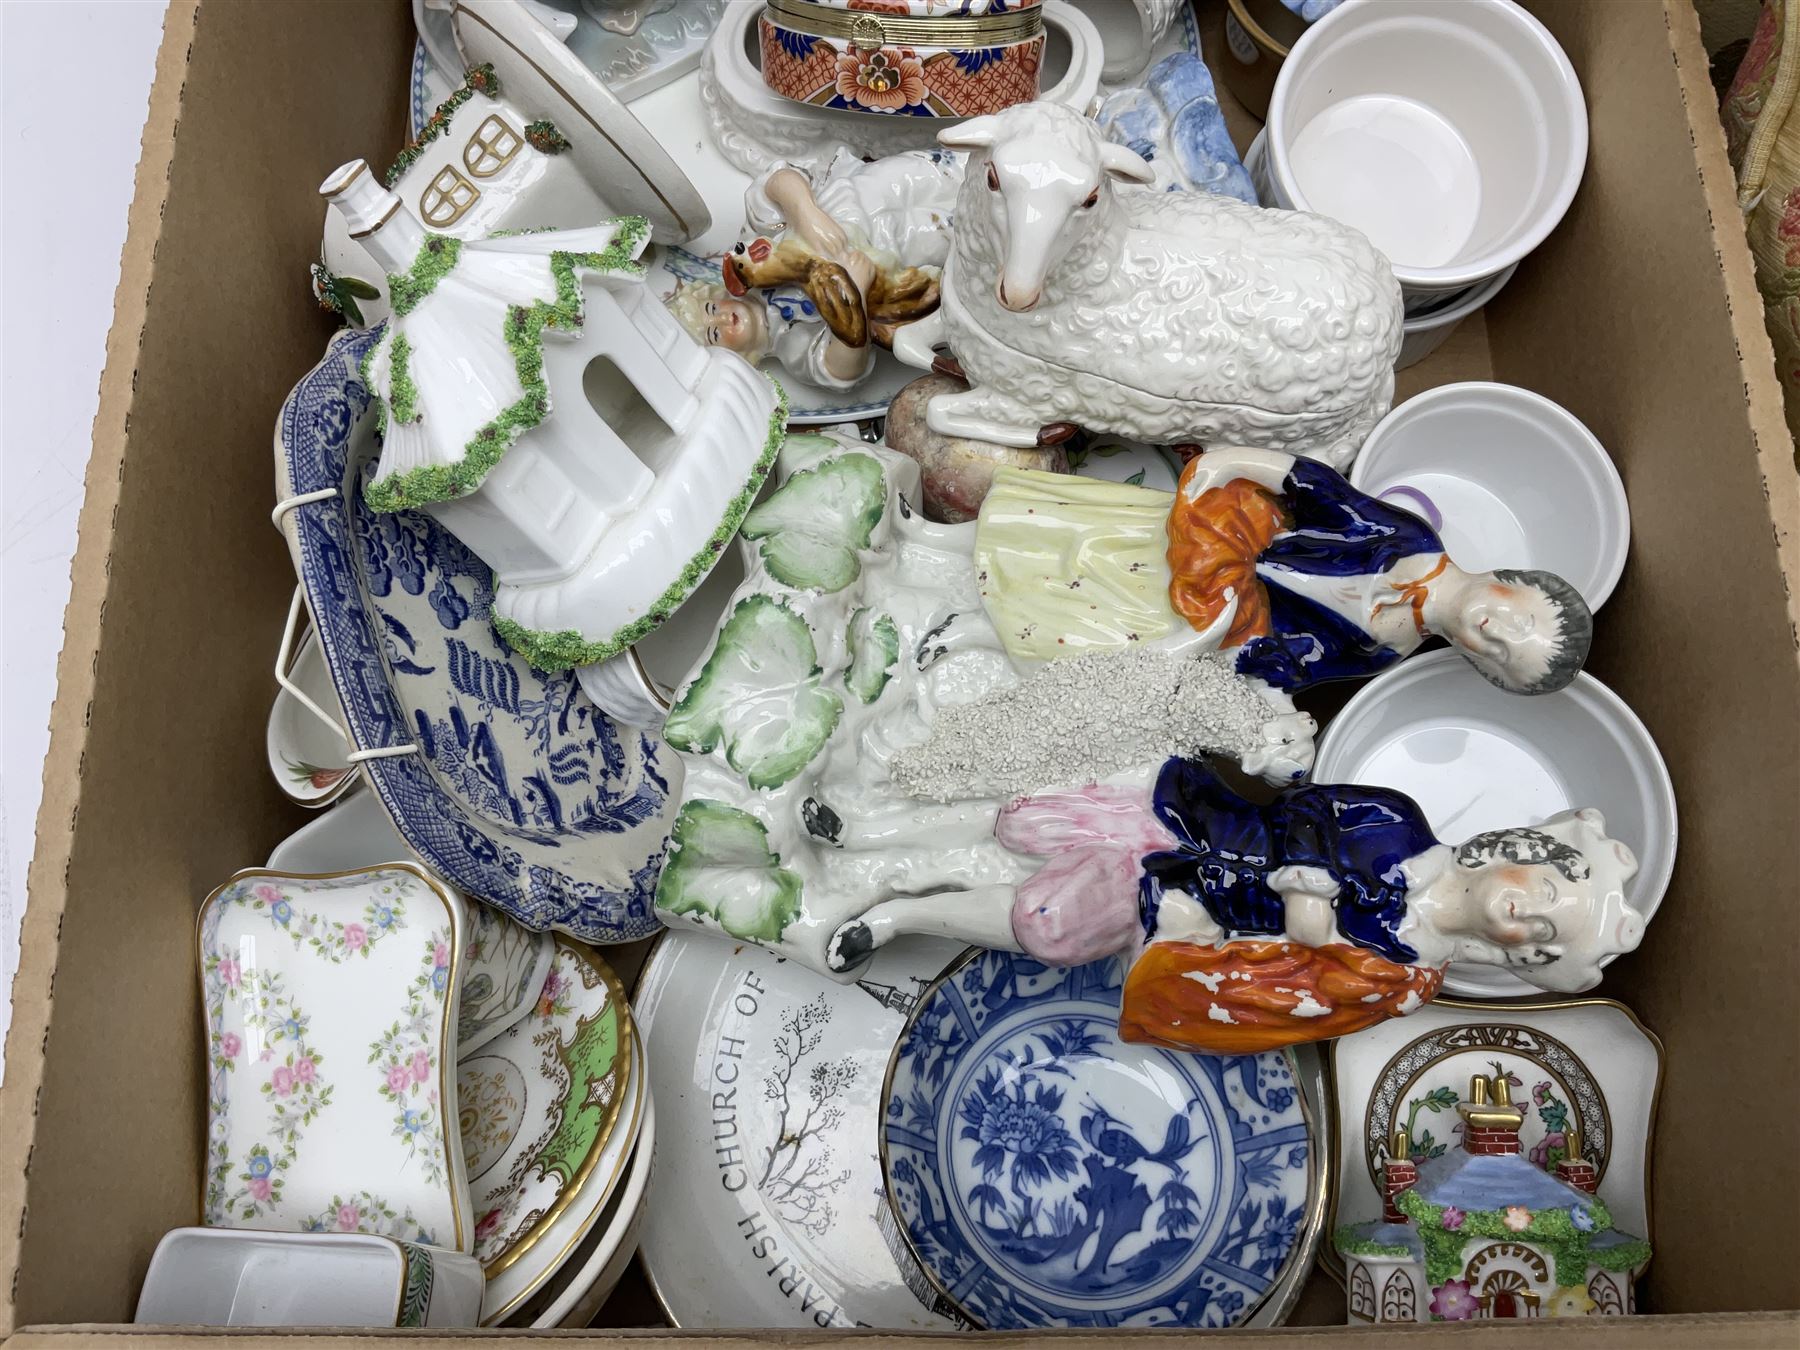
892;103;1404;469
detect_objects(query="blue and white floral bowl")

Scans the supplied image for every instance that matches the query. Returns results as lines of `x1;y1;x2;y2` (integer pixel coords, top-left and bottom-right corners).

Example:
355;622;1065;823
273;327;676;943
881;951;1318;1329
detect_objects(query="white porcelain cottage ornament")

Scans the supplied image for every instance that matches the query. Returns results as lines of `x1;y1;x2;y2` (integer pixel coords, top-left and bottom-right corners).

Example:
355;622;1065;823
320;161;786;685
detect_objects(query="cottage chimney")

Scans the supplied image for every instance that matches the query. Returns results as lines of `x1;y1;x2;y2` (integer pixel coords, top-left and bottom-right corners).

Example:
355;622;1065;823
1381;1126;1418;1224
1555;1127;1601;1194
1457;1073;1525;1157
319;160;427;276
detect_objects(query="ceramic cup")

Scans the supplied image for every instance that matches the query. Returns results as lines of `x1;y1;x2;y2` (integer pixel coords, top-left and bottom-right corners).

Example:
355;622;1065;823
1313;649;1676;1001
1263;0;1587;311
267;626;358;809
1218;0;1308;120
1350;381;1629;609
135;1228;483;1328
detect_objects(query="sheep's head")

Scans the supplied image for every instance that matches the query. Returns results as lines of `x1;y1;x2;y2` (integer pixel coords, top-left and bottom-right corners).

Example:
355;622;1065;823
940;104;1153;313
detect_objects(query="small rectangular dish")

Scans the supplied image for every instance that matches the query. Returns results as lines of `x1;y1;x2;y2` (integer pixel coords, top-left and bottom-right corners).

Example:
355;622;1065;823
199;864;473;1252
135;1227;482;1327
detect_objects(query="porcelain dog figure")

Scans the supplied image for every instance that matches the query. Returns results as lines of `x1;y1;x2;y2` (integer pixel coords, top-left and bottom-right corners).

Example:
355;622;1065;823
893;103;1404;468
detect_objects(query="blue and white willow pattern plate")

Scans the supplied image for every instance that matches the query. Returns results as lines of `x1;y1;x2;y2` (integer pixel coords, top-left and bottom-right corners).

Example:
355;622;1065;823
274;327;674;942
883;952;1314;1330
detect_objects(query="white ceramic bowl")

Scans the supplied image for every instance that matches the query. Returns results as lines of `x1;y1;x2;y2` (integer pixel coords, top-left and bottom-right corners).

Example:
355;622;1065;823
1350;381;1629;609
1394;262;1517;370
136;1228;483;1328
1313;649;1676;1000
1265;0;1587;305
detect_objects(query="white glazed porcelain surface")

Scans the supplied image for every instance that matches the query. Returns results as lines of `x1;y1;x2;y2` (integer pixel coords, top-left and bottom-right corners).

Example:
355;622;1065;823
1073;0;1182;84
200;865;472;1252
636;930;967;1330
510;1091;658;1327
480;1023;646;1324
267;629;359;808
635;932;1326;1330
267;793;411;875
1325;997;1660;1280
460;940;631;1270
1265;0;1587;295
1349;382;1630;610
1393;262;1517;370
135;1227;485;1328
1313;650;1676;1000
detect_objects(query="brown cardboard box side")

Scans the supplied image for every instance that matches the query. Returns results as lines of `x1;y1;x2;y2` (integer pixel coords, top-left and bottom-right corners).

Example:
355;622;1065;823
0;0;1795;1343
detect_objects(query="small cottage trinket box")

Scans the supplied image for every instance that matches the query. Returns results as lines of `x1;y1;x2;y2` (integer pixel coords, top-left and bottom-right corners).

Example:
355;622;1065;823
1335;1074;1649;1322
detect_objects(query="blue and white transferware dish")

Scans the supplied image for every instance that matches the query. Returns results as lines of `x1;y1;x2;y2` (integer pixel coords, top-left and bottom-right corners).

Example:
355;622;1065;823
882;951;1317;1329
273;327;676;942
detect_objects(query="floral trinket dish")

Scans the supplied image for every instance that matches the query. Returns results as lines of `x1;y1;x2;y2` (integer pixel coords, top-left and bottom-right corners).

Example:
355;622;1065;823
200;864;472;1251
882;950;1319;1330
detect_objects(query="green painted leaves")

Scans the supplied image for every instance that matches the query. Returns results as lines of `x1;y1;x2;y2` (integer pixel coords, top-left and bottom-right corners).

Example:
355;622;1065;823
845;608;899;704
664;595;842;789
657;800;802;942
740;452;886;592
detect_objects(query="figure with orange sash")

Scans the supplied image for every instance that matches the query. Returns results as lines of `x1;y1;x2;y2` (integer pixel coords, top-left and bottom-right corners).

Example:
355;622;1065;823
973;450;1594;697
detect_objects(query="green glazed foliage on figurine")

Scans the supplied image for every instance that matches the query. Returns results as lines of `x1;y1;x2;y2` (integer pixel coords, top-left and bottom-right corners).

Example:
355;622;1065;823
740;452;887;592
844;608;899;704
657;800;803;941
664;594;843;790
1395;1190;1651;1289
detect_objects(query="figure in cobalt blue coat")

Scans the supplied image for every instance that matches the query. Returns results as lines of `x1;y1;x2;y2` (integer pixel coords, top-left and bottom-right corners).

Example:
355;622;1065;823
1167;447;1593;694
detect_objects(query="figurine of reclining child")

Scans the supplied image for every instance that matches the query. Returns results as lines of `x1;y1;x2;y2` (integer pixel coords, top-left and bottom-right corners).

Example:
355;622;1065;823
667;146;957;391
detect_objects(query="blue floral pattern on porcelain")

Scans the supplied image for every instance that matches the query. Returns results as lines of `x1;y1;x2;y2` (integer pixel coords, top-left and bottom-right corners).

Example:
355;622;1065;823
884;952;1313;1329
275;327;674;942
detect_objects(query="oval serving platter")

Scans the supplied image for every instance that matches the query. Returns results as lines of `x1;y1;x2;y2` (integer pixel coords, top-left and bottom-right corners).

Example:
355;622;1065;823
273;327;677;943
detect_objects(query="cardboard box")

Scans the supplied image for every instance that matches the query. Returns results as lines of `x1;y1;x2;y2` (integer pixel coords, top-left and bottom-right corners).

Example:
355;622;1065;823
2;0;1796;1343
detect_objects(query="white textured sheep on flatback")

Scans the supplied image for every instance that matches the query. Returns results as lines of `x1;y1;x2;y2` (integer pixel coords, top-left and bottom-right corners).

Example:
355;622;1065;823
892;103;1405;469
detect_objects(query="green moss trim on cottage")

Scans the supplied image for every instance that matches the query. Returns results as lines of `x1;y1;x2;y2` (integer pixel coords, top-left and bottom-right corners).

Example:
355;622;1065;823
386;64;502;187
362;217;652;514
525;119;571;154
490;387;790;671
1334;1226;1416;1261
1395;1190;1648;1289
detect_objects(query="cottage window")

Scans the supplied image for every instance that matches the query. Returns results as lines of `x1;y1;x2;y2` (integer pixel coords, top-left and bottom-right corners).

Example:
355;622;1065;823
583;355;680;477
464;115;524;179
420;166;479;228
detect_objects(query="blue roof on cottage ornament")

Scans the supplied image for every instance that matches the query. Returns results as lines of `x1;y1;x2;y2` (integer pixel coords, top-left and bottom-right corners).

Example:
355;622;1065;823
1412;1148;1596;1214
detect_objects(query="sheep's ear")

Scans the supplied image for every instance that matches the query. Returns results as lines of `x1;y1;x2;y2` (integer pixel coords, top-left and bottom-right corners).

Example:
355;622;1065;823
1099;141;1155;185
939;115;1000;152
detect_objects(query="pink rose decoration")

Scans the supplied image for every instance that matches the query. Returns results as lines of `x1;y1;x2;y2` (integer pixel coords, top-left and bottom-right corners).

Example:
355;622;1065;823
219;1032;242;1060
218;956;241;988
247;1177;273;1202
253;883;282;904
475;1208;502;1239
434;942;450;969
1440;1205;1465;1231
997;783;1177;965
337;1203;361;1231
1503;1205;1532;1232
410;1050;432;1084
1428;1278;1479;1321
386;1062;412;1093
1529;1130;1565;1170
344;923;367;950
295;1057;316;1084
270;1065;295;1096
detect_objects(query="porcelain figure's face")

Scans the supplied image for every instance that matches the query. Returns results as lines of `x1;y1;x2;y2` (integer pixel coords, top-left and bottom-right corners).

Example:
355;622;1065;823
701;294;766;354
1444;579;1561;691
1452;813;1643;993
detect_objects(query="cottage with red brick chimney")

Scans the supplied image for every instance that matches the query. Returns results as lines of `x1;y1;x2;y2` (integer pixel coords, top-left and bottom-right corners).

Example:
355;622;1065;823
1336;1072;1650;1323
